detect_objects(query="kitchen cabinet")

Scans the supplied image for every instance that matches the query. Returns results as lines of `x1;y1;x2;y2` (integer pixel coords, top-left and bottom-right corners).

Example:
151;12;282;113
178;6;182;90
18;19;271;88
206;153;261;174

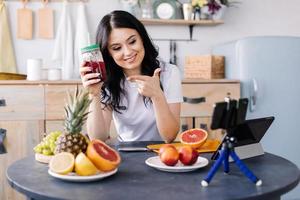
180;79;240;141
0;85;44;200
45;84;77;120
45;84;81;135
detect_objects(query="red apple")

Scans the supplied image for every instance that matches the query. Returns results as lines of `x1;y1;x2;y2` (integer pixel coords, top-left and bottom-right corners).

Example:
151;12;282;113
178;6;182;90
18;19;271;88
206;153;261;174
159;146;179;166
179;146;199;166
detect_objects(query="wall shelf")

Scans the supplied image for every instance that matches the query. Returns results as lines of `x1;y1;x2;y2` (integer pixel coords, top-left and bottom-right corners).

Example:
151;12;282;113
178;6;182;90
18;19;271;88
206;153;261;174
139;18;224;40
140;18;224;26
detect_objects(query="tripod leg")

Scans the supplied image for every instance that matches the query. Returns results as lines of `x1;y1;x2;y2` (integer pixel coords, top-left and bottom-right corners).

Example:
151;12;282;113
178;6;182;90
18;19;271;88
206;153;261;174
229;151;262;186
223;148;229;174
201;149;227;187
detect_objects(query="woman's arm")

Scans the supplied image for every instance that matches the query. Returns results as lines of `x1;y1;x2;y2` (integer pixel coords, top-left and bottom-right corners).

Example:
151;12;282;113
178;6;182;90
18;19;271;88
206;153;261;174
151;93;181;143
87;95;112;141
80;63;112;141
127;68;181;143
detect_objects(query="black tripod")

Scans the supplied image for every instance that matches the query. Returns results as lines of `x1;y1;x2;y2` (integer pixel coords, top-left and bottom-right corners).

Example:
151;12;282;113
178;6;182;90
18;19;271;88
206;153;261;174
201;98;262;187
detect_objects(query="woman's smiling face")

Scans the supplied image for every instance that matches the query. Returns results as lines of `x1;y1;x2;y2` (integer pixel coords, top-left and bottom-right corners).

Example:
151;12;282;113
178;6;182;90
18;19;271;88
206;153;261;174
108;28;145;76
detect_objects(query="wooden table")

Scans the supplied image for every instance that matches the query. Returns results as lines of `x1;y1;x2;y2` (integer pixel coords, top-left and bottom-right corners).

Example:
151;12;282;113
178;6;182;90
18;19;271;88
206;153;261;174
6;142;300;200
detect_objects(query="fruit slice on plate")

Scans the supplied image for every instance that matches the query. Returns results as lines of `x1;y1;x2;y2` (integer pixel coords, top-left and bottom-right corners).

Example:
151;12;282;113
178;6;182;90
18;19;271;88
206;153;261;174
49;152;75;175
179;128;208;149
87;139;121;172
35;153;53;164
75;152;98;176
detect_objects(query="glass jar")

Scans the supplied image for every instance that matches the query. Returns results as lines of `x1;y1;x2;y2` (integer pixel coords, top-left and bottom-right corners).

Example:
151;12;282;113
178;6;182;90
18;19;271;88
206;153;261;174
141;0;153;19
81;44;106;81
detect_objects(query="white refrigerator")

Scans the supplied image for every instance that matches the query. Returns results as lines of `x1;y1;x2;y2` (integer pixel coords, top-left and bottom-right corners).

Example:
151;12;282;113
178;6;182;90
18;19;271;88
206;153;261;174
213;36;300;199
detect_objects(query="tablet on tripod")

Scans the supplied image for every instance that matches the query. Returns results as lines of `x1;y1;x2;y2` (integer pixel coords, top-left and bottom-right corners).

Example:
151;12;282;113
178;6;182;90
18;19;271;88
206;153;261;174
211;116;275;160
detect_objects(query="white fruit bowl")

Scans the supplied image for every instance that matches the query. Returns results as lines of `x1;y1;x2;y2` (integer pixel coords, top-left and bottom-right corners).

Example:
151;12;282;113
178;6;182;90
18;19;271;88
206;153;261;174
35;153;53;164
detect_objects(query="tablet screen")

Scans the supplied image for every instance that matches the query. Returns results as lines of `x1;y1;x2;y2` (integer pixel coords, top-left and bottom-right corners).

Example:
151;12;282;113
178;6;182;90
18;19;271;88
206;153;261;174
233;116;275;146
211;116;274;160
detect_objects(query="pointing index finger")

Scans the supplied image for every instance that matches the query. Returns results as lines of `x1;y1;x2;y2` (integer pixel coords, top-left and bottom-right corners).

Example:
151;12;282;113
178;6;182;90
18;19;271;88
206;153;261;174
127;75;149;82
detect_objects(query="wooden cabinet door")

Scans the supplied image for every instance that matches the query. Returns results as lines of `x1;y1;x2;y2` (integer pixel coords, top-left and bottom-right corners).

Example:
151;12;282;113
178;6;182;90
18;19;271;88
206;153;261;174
46;120;88;134
45;120;65;133
194;117;224;141
45;84;78;120
181;82;240;118
45;84;76;120
0;85;45;200
0;121;44;200
0;85;44;120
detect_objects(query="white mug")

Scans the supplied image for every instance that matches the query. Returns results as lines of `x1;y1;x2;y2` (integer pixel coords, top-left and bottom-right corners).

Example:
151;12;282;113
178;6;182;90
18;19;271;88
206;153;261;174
47;68;61;81
27;59;42;81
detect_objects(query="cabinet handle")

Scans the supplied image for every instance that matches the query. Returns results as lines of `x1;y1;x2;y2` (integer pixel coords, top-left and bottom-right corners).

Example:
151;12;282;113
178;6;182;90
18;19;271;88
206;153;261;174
0;99;6;107
181;124;188;132
250;78;258;112
0;128;7;154
200;123;208;131
183;96;206;104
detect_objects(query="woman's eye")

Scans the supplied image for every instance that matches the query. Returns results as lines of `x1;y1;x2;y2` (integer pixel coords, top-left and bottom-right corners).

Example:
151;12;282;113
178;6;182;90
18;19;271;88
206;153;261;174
129;39;136;45
112;46;121;51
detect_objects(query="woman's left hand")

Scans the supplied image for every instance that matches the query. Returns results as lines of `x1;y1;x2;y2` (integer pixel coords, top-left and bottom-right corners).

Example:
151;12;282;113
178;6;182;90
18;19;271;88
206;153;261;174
127;68;163;99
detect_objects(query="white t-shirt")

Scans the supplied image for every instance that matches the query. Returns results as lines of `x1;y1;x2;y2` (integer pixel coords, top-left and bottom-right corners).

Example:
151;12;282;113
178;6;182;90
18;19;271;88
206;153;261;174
112;62;183;141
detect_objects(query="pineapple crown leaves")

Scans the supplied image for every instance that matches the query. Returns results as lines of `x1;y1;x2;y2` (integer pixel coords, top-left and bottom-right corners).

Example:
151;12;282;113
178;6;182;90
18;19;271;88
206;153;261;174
64;86;92;134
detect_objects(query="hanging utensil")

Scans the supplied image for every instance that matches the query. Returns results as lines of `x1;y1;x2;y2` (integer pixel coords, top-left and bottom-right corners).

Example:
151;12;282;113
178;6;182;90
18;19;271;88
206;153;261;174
0;128;7;154
173;40;177;65
169;40;177;65
17;0;33;39
38;0;54;39
169;40;173;64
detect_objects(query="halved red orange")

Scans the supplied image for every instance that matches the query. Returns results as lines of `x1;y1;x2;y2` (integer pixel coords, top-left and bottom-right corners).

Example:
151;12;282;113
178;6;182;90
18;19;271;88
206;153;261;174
86;139;121;172
179;128;208;149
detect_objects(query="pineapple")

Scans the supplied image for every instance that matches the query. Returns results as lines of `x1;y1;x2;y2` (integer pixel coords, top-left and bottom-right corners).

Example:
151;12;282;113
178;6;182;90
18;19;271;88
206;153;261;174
55;87;92;156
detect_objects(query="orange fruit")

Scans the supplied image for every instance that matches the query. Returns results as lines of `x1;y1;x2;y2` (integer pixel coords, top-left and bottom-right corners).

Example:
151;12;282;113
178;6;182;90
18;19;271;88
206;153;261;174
75;153;98;176
159;144;177;155
159;146;179;166
49;152;75;175
86;139;121;172
179;128;208;149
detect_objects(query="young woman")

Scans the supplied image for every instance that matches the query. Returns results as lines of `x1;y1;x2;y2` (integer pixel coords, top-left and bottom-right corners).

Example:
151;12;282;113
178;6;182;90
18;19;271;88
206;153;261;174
80;10;182;143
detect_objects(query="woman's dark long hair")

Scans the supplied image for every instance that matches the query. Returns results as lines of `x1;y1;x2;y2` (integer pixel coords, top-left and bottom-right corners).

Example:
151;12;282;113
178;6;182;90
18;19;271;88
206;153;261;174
96;10;160;113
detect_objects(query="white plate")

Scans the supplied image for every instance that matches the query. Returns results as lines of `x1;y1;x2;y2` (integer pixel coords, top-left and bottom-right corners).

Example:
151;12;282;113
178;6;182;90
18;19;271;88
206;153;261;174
48;168;118;182
145;156;209;172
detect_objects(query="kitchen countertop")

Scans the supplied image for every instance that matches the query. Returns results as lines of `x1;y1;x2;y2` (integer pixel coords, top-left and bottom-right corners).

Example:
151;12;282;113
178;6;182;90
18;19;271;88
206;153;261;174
0;79;240;85
0;80;82;85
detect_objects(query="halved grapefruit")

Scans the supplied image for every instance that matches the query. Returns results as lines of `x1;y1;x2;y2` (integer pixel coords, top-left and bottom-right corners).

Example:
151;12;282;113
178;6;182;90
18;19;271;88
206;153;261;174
179;128;208;149
86;139;121;172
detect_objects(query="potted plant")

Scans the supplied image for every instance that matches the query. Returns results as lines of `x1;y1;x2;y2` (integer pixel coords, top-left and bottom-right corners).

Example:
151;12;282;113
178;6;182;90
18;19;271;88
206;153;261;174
191;0;208;20
207;0;225;20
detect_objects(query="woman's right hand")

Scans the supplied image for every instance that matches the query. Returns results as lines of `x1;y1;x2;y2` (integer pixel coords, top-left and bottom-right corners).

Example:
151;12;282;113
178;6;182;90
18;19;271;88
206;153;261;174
80;62;102;97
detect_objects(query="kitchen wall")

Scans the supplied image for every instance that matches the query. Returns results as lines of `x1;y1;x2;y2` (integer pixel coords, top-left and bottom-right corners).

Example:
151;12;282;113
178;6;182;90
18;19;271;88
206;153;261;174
5;0;300;75
3;0;300;198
